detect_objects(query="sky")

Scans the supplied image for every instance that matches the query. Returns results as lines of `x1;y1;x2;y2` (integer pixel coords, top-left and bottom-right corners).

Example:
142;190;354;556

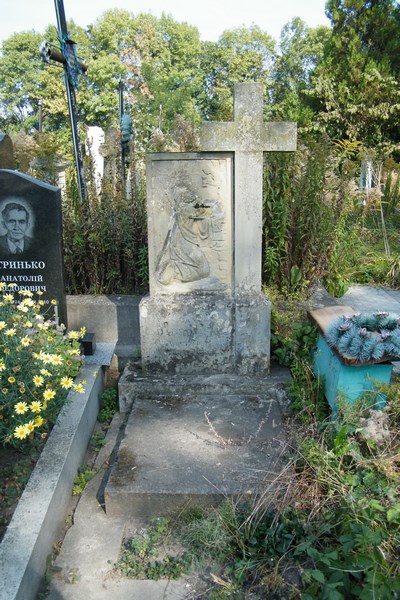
1;0;330;45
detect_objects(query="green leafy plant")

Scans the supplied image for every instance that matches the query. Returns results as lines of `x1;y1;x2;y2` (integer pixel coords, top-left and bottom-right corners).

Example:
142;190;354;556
272;321;319;367
0;285;85;446
72;465;98;496
115;517;189;580
89;431;107;452
97;387;118;424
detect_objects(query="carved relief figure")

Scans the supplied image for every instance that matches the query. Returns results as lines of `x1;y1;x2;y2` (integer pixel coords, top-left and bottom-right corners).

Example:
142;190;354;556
156;175;212;285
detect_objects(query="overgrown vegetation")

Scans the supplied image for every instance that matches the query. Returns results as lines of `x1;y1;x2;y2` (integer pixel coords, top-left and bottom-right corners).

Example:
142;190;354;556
114;329;400;597
263;138;400;298
62;147;148;295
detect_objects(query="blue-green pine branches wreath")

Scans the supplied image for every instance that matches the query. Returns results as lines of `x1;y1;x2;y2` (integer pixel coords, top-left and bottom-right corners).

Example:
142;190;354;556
325;312;400;362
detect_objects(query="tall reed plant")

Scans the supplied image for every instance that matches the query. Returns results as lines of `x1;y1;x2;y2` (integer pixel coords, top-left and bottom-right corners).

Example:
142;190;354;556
263;136;360;296
62;145;148;295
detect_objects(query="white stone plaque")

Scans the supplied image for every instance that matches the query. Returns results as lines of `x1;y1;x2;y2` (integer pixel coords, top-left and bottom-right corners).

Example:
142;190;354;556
147;153;233;295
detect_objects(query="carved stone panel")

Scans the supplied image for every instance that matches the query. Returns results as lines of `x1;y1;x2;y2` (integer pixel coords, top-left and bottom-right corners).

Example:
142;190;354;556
147;153;233;295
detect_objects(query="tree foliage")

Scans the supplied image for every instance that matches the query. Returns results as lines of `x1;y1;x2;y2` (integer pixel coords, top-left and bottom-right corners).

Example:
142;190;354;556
0;5;399;168
0;31;45;130
309;0;400;154
268;18;331;125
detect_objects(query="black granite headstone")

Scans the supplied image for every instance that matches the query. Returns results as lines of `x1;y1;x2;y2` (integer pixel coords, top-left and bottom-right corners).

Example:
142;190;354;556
0;169;67;326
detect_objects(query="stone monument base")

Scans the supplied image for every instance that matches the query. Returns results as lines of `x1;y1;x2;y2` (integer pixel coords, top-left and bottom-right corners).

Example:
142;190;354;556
139;292;271;375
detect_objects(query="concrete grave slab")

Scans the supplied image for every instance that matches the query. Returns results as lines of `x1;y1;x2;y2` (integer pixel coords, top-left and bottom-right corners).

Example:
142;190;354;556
107;369;292;519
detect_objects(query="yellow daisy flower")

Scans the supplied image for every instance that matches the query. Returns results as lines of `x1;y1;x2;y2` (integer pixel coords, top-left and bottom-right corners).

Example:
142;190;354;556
5;328;16;336
15;401;28;414
0;321;6;330
8;376;16;384
0;362;5;372
73;383;85;394
34;415;44;427
21;337;30;347
51;355;63;366
43;389;56;401
17;303;28;313
33;375;44;387
60;377;73;389
14;425;29;440
4;294;14;302
40;369;51;377
67;330;80;340
25;421;35;434
29;401;42;413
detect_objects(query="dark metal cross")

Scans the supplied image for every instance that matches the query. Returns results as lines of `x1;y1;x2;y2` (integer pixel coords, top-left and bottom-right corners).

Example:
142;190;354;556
41;0;87;203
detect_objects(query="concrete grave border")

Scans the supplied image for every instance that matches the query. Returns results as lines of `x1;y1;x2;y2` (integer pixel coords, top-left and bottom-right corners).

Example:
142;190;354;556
0;364;105;600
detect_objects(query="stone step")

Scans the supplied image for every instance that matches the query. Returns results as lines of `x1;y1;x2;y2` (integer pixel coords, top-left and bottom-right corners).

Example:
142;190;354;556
118;362;291;412
105;368;291;520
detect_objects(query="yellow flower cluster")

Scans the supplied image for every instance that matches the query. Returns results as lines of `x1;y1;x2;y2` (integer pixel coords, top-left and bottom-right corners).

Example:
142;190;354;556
0;287;86;446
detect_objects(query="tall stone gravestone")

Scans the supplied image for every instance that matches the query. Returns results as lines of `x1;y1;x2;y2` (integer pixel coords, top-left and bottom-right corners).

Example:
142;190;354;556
0;170;67;325
140;83;297;375
0;133;15;170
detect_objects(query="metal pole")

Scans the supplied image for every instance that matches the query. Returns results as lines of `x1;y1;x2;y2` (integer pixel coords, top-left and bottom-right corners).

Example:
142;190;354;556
38;100;43;133
54;0;86;203
119;80;125;182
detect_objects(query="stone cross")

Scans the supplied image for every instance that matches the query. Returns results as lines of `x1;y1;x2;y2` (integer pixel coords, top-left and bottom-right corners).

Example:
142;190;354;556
200;82;297;296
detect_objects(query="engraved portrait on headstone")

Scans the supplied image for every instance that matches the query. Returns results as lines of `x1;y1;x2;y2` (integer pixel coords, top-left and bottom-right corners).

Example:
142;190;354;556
147;154;233;295
0;198;37;256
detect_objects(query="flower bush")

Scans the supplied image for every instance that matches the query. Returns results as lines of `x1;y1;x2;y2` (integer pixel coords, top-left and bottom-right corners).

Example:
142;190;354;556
0;283;85;446
325;311;400;362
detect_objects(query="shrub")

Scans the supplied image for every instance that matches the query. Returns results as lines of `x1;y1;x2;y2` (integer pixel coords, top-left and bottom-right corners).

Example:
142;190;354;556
0;284;85;446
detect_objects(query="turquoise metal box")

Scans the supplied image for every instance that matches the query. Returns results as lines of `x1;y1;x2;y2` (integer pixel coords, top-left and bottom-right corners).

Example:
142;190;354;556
313;335;393;413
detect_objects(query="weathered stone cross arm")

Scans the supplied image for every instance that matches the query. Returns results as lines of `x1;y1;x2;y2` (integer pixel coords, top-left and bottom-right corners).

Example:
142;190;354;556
200;83;297;153
200;83;297;295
